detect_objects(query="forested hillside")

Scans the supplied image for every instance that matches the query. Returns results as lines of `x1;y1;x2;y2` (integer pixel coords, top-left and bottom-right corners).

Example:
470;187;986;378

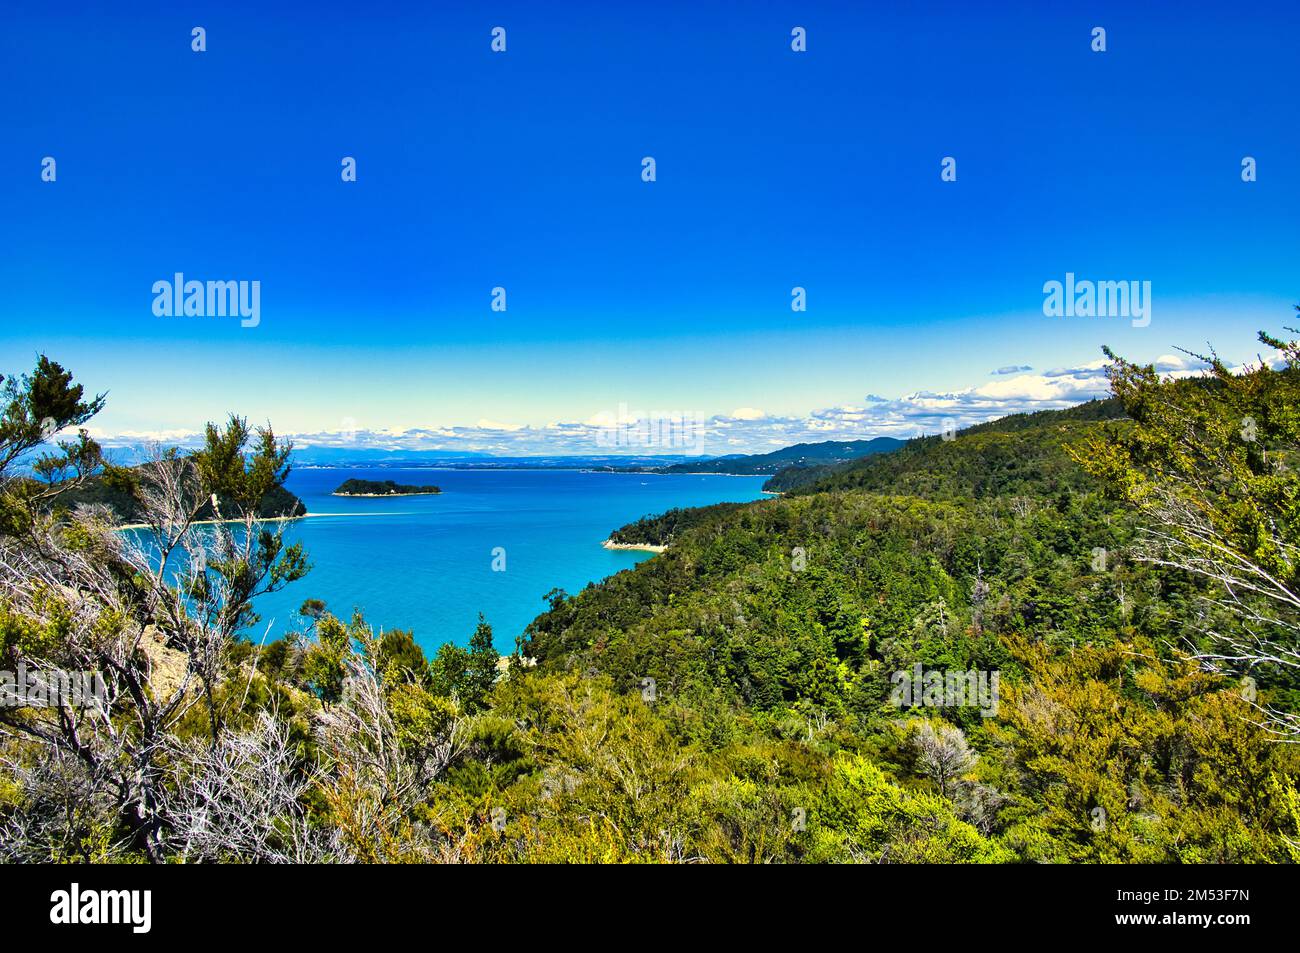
532;399;1237;723
764;398;1127;495
657;436;904;476
512;380;1299;861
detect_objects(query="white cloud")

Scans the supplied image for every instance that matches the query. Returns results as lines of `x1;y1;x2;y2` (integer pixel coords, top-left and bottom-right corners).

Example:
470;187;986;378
90;356;1229;459
88;427;201;444
1152;353;1211;373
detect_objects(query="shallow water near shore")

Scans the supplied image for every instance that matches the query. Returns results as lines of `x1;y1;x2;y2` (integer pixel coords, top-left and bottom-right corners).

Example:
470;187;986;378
239;467;768;652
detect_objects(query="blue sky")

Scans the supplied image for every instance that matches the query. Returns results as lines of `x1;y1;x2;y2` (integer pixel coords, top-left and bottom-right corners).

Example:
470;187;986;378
3;1;1297;455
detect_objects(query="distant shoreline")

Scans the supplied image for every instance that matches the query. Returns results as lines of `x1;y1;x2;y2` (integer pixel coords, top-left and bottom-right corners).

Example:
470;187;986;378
602;539;667;553
296;464;771;477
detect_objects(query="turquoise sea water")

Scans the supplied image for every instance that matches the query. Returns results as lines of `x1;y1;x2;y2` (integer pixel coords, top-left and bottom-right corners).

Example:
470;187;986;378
241;468;768;652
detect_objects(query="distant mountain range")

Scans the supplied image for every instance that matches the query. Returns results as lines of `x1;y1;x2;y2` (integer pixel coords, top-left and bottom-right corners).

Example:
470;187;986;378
97;445;708;470
272;438;908;476
96;438;907;476
653;437;905;475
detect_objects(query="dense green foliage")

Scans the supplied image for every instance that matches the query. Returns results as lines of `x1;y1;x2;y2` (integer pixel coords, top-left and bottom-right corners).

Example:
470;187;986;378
1076;324;1300;727
607;502;750;546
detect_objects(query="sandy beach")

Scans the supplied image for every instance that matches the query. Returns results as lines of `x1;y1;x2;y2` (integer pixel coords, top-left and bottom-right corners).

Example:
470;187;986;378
116;514;307;531
116;512;408;531
601;539;667;553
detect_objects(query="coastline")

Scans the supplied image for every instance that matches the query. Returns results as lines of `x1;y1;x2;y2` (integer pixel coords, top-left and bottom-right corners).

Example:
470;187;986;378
117;512;422;530
602;539;667;553
117;513;308;531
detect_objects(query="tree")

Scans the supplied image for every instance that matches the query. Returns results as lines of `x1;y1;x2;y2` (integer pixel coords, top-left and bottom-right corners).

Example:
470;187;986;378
911;719;976;799
302;612;363;705
466;615;500;707
0;356;104;536
0;356;309;859
377;628;430;686
1078;316;1300;737
429;614;499;713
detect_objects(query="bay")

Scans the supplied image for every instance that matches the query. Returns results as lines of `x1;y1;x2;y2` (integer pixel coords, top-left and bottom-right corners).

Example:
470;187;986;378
244;467;768;652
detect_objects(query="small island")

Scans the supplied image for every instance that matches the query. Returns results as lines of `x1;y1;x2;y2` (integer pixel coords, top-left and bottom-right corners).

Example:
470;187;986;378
332;478;442;497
